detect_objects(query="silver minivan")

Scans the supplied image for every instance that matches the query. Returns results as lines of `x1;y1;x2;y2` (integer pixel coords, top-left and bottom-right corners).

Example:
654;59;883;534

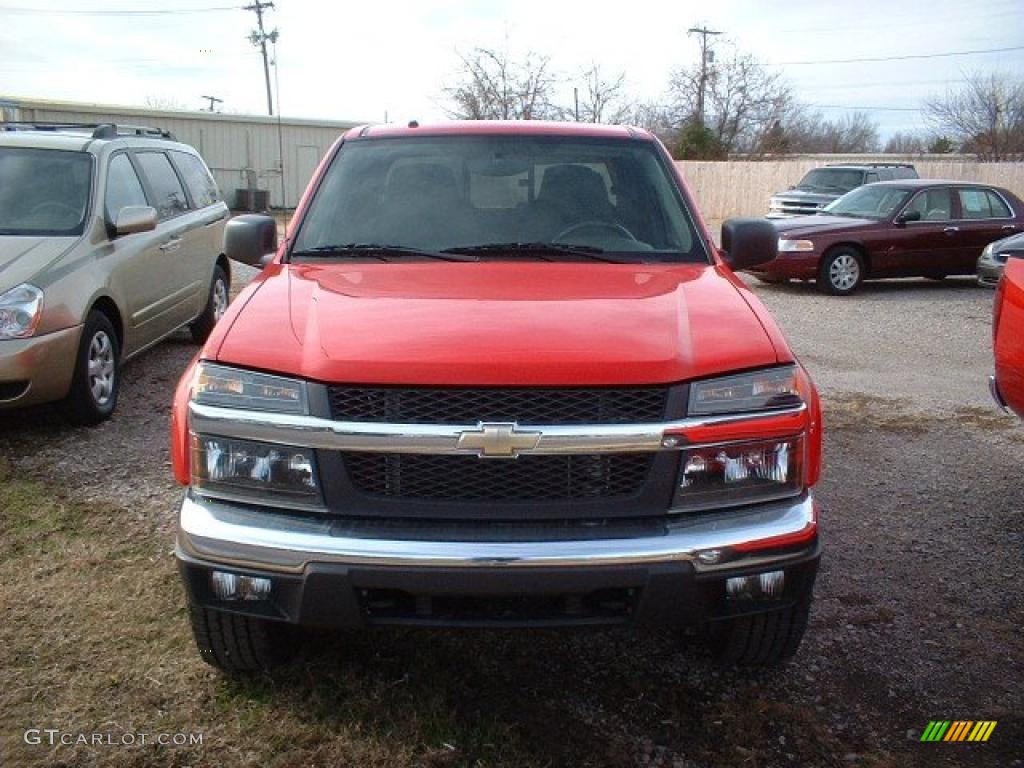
0;123;230;423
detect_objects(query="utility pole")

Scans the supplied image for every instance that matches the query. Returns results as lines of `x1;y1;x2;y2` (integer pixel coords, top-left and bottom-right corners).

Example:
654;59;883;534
245;1;277;116
200;95;223;112
687;25;721;124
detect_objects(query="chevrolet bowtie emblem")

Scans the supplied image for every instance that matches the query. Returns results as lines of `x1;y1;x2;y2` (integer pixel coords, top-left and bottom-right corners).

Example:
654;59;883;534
456;422;542;458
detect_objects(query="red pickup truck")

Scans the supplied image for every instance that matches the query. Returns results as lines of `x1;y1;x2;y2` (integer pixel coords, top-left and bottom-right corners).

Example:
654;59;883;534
993;255;1024;418
170;122;823;672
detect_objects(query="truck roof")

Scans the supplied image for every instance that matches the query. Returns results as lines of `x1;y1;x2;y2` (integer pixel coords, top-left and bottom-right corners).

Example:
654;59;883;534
348;120;654;141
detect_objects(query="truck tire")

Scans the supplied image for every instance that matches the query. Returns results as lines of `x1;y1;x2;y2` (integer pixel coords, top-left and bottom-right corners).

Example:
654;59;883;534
709;594;812;666
188;603;295;673
190;264;229;344
64;310;120;425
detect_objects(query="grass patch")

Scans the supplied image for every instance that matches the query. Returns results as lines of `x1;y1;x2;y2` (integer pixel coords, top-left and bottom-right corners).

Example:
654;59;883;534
0;471;910;768
824;394;929;435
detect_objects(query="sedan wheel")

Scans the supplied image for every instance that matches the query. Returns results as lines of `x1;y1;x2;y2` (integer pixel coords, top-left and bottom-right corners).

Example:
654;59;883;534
818;248;864;295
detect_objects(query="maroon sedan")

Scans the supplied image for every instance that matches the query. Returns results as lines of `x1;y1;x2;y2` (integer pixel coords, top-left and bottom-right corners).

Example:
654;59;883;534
750;180;1024;294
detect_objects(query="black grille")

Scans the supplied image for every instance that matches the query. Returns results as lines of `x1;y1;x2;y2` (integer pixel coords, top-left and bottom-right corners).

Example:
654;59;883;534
343;453;652;502
327;386;668;424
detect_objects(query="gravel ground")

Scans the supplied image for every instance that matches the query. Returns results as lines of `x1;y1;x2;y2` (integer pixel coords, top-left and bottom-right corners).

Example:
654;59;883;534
1;267;1021;766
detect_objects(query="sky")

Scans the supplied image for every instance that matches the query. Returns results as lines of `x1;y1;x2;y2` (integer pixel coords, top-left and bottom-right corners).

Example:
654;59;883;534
1;0;1022;141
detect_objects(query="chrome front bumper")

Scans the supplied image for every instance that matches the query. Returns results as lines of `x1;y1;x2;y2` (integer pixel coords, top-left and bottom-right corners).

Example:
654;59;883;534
177;492;817;575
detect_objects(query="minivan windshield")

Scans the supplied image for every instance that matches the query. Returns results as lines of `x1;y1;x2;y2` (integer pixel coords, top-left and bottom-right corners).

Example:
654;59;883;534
824;185;913;219
797;168;864;193
292;135;707;263
0;148;92;235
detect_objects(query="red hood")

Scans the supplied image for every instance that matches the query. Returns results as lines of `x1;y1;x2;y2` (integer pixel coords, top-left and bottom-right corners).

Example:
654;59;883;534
213;262;785;385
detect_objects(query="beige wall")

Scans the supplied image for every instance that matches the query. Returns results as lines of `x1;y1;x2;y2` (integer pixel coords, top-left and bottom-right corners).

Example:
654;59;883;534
677;156;1024;220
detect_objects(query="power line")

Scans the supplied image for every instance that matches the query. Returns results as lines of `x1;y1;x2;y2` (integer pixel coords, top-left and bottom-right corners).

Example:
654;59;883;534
772;45;1024;66
806;104;920;112
0;4;240;14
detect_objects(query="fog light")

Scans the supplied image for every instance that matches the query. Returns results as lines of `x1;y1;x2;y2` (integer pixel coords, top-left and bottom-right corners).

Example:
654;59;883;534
211;571;272;601
726;569;785;600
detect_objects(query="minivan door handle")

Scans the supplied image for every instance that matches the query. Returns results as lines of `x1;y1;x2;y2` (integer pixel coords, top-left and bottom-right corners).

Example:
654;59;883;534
159;238;183;252
943;226;959;234
1002;224;1018;231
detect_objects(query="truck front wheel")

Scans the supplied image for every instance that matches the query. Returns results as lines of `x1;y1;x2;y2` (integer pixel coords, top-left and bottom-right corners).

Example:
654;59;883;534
188;603;296;673
708;593;813;666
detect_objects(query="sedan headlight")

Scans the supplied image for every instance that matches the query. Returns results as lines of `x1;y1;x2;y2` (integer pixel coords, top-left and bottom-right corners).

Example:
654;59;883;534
672;436;804;512
0;283;44;339
192;362;308;414
191;434;321;507
689;366;803;416
778;239;815;253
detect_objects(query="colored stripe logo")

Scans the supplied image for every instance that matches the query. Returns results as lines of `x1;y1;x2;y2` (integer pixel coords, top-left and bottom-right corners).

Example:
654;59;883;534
920;721;997;742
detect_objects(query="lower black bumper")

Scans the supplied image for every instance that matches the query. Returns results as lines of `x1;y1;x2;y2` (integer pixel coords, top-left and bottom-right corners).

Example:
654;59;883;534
177;493;821;630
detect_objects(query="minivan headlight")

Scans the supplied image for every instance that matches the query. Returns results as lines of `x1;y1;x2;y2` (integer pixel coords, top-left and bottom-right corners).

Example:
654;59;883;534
0;283;44;339
192;362;308;414
689;366;803;416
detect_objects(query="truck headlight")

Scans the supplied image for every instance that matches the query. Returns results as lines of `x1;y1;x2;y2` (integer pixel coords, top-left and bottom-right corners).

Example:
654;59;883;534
672;436;804;513
778;239;815;252
191;434;321;506
0;284;44;339
689;366;802;416
192;362;308;414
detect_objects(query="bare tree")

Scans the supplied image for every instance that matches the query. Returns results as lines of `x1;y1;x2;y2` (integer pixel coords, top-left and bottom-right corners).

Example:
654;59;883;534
444;46;560;121
575;64;631;123
144;95;188;111
883;131;926;154
924;72;1024;160
668;47;794;155
784;109;880;153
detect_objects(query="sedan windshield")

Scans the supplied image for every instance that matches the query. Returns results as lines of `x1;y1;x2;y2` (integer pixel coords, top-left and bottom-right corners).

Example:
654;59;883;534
292;135;707;262
0;148;92;235
824;185;913;219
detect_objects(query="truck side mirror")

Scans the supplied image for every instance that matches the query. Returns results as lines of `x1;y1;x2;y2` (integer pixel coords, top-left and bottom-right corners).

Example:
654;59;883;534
224;214;278;266
720;218;778;270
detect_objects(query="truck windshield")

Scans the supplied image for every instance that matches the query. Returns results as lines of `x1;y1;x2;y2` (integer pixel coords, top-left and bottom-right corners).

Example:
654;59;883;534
0;148;92;236
797;168;864;193
824;186;913;219
292;135;707;263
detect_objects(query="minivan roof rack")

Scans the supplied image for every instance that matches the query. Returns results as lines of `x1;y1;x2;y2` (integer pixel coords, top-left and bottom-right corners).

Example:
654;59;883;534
0;121;175;140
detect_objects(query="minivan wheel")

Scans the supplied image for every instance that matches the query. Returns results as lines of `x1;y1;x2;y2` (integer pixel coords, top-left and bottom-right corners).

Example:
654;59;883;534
188;602;296;673
190;265;230;344
64;310;120;425
818;247;863;295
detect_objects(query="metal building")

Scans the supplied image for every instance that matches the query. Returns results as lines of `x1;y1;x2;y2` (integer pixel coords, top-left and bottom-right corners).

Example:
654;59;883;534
1;96;360;208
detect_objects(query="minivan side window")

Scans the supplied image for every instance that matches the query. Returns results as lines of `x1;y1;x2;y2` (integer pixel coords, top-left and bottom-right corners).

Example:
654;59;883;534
171;151;222;208
105;154;148;223
136;152;190;219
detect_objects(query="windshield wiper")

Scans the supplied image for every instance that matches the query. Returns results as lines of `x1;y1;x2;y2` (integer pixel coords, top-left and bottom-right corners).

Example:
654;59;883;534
443;242;631;263
290;243;478;262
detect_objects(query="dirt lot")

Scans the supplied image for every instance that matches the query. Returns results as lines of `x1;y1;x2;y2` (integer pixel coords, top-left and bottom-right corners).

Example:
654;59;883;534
1;271;1022;768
